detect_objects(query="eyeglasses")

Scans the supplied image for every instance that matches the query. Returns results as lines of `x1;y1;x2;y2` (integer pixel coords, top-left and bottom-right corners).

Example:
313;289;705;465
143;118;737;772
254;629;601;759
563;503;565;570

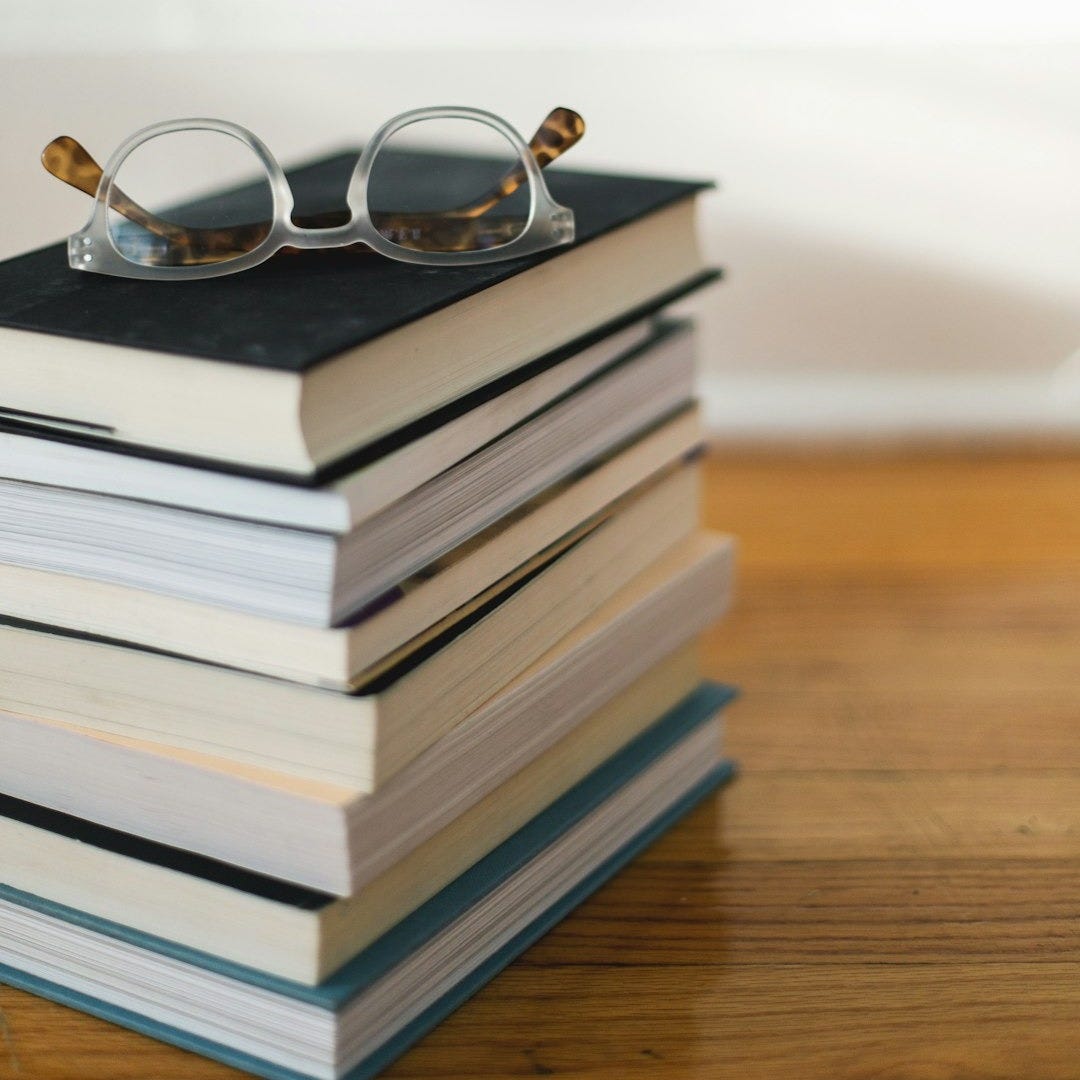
42;106;584;281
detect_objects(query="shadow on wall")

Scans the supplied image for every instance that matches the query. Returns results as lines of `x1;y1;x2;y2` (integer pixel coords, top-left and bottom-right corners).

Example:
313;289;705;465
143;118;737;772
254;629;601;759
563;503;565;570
704;215;1080;377
693;216;1080;435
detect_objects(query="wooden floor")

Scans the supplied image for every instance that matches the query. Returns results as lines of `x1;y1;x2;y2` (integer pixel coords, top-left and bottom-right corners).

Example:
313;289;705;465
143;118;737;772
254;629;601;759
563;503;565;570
4;448;1080;1079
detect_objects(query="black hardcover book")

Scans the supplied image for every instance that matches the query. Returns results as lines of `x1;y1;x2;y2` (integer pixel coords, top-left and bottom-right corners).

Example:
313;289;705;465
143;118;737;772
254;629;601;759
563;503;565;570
0;149;716;476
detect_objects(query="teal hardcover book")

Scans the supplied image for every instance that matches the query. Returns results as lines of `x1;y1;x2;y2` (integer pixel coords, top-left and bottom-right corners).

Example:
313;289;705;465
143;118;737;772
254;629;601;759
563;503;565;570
0;682;736;1079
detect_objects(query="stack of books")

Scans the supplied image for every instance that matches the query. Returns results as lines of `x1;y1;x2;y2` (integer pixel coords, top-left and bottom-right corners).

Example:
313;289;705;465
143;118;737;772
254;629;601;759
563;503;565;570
0;144;736;1079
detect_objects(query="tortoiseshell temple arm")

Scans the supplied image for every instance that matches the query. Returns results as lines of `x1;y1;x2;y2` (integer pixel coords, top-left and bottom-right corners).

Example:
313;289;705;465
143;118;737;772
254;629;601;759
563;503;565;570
40;108;585;262
449;105;585;218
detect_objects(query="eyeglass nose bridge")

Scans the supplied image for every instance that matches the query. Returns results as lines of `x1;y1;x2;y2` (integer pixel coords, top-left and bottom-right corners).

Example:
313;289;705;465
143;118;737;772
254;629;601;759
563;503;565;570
281;220;361;250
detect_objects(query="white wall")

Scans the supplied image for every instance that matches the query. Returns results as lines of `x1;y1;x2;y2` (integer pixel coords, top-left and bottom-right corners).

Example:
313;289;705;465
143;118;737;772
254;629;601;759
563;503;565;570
3;1;1079;436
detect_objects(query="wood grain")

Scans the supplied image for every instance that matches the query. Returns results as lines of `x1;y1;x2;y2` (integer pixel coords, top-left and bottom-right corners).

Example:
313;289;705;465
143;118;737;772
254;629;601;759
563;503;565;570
4;447;1080;1079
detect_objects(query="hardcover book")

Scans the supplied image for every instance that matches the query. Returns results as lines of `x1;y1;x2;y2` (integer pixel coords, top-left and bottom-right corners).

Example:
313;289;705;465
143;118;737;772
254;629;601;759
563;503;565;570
0;645;704;984
0;150;716;475
0;683;736;1080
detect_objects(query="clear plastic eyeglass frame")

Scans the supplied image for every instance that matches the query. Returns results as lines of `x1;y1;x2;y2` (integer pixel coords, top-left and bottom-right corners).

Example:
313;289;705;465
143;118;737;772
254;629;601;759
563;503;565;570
44;106;584;281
